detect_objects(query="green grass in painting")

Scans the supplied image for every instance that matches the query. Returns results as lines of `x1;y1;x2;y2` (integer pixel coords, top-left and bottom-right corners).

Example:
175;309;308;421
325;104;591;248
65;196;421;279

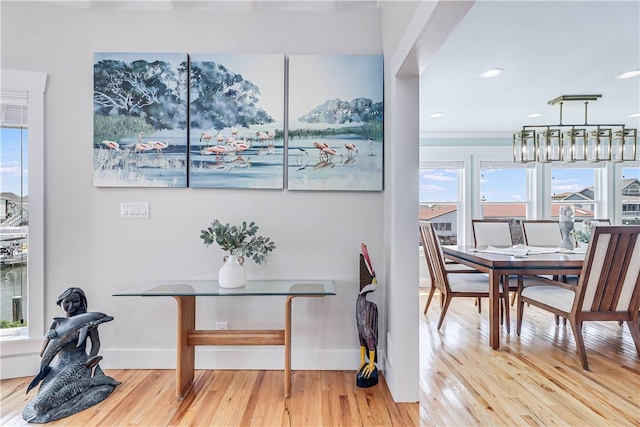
94;114;156;139
288;122;382;140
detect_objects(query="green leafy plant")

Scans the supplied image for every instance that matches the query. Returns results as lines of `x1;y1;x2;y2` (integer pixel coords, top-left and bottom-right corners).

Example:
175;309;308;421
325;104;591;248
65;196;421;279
571;229;591;244
0;320;27;329
200;220;276;265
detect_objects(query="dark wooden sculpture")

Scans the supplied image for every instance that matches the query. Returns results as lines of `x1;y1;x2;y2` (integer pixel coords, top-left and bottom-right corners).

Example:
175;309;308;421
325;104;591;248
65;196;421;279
22;287;120;423
356;243;378;388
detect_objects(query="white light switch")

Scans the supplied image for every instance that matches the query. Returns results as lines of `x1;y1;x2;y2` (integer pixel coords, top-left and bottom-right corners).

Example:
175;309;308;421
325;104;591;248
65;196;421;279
120;202;150;219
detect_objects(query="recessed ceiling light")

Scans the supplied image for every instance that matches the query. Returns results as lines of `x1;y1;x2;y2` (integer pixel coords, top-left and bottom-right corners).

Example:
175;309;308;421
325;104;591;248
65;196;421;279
527;113;543;118
616;69;640;79
479;68;504;78
429;112;445;118
629;112;640;118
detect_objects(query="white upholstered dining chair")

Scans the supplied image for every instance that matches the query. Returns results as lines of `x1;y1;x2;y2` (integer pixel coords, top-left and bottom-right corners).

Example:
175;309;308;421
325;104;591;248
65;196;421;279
522;220;562;247
471;219;514;248
420;221;510;331
516;225;640;370
472;219;524;306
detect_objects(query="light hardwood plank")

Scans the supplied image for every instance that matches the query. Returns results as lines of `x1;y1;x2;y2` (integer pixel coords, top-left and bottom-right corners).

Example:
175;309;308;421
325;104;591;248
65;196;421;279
419;288;640;426
1;369;415;426
6;287;636;426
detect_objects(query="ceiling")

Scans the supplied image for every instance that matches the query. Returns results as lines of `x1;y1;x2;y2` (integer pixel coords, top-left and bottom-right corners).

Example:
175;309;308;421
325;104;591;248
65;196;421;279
420;0;640;136
50;0;640;137
50;0;380;12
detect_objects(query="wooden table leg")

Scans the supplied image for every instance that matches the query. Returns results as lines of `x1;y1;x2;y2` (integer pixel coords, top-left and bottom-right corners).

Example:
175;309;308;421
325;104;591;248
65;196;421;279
174;296;195;399
489;271;500;349
284;296;293;398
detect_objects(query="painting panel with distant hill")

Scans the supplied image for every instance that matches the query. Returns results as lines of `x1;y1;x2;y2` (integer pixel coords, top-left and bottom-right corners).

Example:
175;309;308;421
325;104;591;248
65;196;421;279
288;55;383;191
93;52;188;187
189;54;284;189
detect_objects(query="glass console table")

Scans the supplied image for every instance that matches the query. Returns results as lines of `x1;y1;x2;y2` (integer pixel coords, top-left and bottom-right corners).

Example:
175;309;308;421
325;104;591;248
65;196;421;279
113;279;335;400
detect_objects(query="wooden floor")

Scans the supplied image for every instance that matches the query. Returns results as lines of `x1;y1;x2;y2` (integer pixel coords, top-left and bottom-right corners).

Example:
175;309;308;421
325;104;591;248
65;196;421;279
419;288;640;426
1;370;416;426
3;289;639;426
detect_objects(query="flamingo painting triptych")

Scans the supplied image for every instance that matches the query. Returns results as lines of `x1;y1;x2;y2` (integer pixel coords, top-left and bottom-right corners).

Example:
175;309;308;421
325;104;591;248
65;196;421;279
93;53;383;191
288;55;384;191
94;52;189;187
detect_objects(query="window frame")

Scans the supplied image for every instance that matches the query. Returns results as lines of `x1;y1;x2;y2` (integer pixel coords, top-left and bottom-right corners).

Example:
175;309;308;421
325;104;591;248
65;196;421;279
548;162;605;221
419;160;464;245
0;69;47;359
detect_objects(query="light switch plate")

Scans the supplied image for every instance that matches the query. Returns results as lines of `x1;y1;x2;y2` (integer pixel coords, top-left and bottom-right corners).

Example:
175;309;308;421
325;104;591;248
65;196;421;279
120;202;149;219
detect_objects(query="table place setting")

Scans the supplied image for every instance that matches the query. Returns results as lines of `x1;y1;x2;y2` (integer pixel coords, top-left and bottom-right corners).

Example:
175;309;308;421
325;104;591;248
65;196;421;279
477;244;565;257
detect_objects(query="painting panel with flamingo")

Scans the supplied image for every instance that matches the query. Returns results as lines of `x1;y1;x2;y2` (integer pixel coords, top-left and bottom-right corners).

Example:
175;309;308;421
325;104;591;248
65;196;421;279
93;52;188;187
288;55;384;191
189;54;285;189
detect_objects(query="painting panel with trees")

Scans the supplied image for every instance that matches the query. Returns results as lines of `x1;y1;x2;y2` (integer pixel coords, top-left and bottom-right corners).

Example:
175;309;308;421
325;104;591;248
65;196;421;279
93;52;188;187
288;55;384;191
189;54;284;189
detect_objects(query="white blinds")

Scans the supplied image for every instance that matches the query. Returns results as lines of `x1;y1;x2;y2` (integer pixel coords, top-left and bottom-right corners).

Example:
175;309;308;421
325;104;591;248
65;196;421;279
0;89;29;128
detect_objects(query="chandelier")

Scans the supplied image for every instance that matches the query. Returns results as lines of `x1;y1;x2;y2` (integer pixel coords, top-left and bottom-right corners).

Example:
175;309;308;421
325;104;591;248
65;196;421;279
513;95;638;163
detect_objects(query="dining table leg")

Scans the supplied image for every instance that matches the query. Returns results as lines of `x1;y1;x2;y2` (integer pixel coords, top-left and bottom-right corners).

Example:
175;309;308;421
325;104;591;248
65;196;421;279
489;270;501;349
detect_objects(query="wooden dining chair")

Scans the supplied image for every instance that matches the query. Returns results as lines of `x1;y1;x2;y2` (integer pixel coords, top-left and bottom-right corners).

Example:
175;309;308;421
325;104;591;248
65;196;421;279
516;225;640;370
522;219;575;323
420;221;510;331
522;220;562;247
472;219;527;306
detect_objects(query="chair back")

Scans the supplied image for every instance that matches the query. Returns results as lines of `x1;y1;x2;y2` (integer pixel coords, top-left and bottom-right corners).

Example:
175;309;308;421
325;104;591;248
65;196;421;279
573;226;640;319
522;220;562;247
419;221;450;293
472;219;514;247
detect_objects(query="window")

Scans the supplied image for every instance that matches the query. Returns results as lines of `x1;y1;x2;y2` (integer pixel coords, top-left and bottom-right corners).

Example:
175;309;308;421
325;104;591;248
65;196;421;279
551;166;598;222
622;167;640;225
419;163;461;244
0;70;46;350
479;162;530;244
0;126;28;335
432;222;452;231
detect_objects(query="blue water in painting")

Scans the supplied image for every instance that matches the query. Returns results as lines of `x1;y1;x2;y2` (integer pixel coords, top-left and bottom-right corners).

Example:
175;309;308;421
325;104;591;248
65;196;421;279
287;136;383;191
93;132;188;187
189;143;284;189
93;131;382;190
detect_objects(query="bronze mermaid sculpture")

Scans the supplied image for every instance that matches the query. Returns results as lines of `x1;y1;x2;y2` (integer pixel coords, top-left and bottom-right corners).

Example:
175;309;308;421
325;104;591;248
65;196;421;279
22;287;120;423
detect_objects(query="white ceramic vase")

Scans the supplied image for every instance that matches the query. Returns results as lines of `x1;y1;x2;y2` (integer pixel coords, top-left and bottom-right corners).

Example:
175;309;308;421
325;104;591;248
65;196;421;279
218;255;247;288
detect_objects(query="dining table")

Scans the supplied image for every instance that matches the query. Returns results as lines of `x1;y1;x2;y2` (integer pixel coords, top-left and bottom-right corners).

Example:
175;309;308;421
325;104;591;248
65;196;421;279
441;245;585;349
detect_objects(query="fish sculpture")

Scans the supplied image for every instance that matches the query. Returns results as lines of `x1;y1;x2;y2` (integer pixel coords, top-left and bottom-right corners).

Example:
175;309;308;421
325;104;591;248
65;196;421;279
27;312;114;393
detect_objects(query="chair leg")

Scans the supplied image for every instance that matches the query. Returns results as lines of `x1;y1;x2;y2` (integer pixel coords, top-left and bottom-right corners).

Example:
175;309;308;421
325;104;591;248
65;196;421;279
568;317;589;371
625;319;640;357
517;295;525;336
502;292;510;334
554;314;559;326
563;317;567;326
510;290;517;306
437;295;453;330
424;286;436;314
477;297;482;313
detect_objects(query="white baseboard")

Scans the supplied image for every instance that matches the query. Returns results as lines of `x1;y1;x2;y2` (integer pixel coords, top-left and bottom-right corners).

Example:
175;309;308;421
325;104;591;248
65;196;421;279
1;348;387;379
0;352;41;379
99;348;381;371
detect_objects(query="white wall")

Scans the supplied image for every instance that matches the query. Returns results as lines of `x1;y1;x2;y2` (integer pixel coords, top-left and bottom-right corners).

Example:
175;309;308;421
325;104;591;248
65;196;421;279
1;1;387;373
